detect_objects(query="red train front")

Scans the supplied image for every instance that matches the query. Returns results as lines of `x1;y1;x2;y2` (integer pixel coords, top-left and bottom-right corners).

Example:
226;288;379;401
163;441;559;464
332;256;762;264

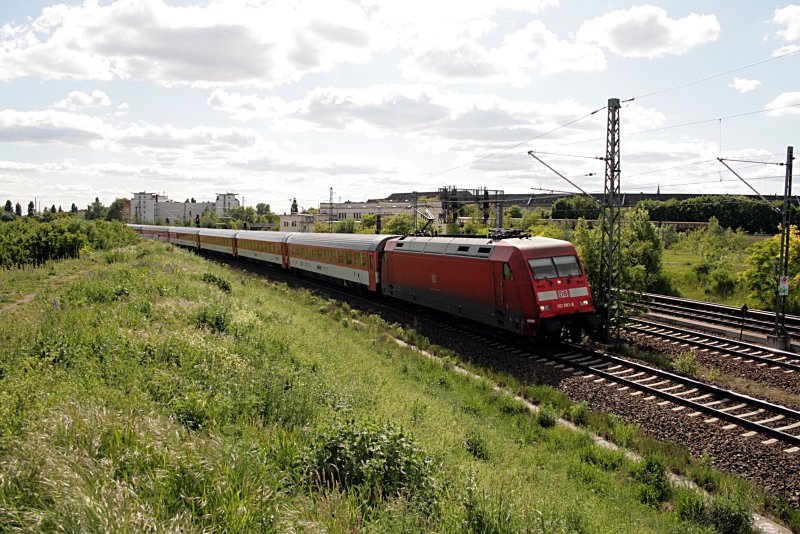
381;235;596;337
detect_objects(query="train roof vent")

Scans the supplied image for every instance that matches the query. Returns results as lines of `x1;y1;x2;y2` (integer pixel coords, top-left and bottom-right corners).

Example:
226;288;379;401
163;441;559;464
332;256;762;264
478;247;492;254
457;246;470;252
396;242;404;247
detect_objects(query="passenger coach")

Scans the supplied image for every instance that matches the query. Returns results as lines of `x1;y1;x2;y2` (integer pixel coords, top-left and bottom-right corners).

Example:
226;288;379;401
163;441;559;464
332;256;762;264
286;233;398;292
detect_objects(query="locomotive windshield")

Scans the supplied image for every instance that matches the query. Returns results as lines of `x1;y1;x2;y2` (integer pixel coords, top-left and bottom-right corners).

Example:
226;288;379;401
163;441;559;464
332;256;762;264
528;255;582;279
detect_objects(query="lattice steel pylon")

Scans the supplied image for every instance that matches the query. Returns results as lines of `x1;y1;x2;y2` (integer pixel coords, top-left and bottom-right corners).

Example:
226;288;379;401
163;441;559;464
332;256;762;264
773;146;794;339
600;98;622;342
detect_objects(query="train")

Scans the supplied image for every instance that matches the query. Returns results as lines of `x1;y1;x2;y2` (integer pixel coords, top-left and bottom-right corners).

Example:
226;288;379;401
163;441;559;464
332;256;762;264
130;225;597;338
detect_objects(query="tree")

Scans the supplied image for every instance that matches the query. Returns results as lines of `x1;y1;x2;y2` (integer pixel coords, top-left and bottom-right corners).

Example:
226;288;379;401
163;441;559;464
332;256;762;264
290;198;299;214
382;213;414;235
27;201;35;217
359;213;378;233
573;207;667;329
106;198;126;221
551;195;601;220
70;203;78;214
4;200;12;213
742;225;800;312
507;205;524;218
255;202;270;215
14;203;21;216
86;197;107;220
191;197;196;203
227;206;258;225
334;219;356;233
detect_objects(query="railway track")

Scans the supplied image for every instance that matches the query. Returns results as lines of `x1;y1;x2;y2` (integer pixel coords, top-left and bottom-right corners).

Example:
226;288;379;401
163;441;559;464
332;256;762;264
540;342;800;451
630;318;800;372
642;292;800;339
433;321;800;451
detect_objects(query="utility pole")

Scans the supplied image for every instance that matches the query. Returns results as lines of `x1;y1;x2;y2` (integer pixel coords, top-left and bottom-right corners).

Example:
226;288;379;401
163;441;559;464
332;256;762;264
600;98;622;342
412;191;418;231
718;149;794;349
328;187;335;231
771;146;794;347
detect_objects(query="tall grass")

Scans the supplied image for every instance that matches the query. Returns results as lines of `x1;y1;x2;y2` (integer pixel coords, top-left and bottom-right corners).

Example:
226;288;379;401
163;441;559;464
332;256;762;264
0;239;765;531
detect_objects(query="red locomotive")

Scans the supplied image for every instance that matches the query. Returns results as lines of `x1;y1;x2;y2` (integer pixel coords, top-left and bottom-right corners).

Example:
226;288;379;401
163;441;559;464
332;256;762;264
130;225;596;337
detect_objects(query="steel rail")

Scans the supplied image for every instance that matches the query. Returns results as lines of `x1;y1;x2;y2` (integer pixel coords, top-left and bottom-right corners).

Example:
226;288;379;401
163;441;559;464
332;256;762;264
548;342;800;447
642;293;800;335
630;318;800;371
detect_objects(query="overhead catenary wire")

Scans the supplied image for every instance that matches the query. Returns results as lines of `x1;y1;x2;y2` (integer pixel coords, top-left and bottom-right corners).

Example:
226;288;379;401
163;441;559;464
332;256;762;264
424;105;607;180
626;48;800;102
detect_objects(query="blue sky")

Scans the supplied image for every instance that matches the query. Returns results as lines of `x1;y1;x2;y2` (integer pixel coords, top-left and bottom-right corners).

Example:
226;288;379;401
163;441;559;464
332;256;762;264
0;0;798;213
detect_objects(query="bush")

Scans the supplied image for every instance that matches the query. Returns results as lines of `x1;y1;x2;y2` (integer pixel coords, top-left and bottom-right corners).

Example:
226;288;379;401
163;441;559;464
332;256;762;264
673;350;699;377
464;428;490;460
194;303;231;333
674;487;705;523
202;272;232;293
632;454;671;506
707;485;753;533
536;404;558;428
568;401;590;426
579;445;624;471
301;419;437;506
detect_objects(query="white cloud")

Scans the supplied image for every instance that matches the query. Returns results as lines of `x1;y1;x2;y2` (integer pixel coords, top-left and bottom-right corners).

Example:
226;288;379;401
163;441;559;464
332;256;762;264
773;44;800;56
399;41;519;84
729;77;761;94
0;0;377;87
766;92;800;116
502;20;607;74
207;89;288;121
55;90;112;110
209;85;666;167
773;5;800;41
399;20;607;85
362;0;557;50
0;109;107;146
577;5;720;58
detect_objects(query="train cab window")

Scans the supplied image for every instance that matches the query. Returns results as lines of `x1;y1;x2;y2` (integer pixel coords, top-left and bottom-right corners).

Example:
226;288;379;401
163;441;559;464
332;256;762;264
528;258;558;280
553;255;582;277
503;263;513;280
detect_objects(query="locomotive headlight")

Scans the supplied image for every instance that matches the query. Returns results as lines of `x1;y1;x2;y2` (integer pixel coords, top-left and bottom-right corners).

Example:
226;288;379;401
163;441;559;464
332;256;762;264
540;304;551;311
580;299;589;306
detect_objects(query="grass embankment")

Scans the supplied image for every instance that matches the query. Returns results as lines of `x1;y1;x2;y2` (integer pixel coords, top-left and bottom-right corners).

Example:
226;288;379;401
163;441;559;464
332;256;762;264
0;240;754;532
661;235;764;306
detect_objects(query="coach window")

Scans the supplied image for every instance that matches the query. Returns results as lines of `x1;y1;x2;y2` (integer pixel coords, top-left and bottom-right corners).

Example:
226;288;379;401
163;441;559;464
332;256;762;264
503;263;513;280
346;251;352;265
369;255;374;270
338;250;344;264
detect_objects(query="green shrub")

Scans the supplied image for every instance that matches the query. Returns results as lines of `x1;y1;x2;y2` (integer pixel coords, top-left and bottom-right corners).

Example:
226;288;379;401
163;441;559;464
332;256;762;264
194;303;231;333
464;428;490;460
674;487;705;523
632;454;671;506
579;445;624;471
536;404;558;428
301;419;437;506
568;401;590;426
202;272;232;293
707;485;753;533
673;350;699;377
